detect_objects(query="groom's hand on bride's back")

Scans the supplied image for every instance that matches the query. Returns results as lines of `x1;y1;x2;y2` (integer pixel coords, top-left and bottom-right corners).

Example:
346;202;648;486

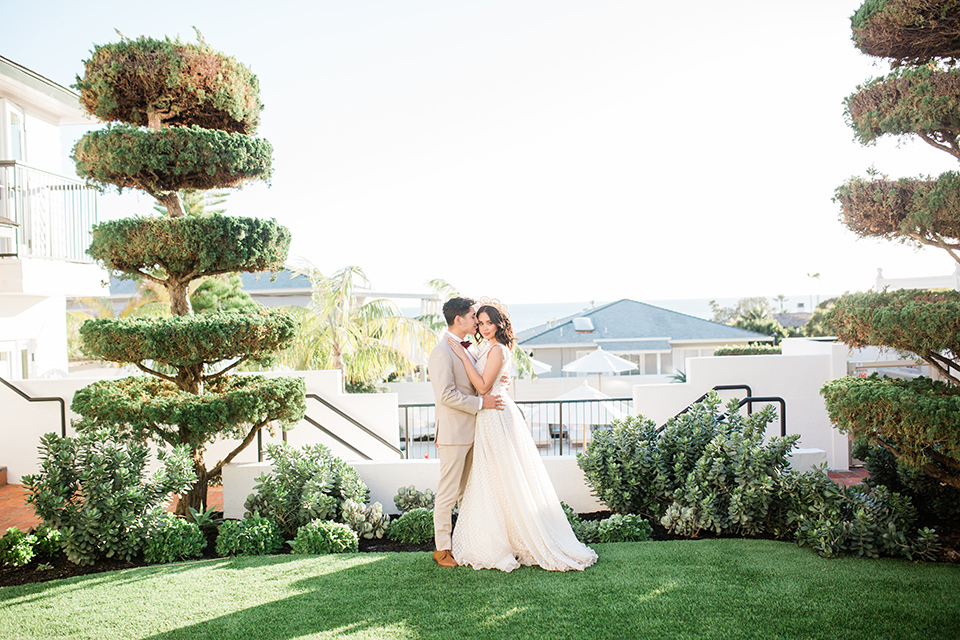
482;393;505;410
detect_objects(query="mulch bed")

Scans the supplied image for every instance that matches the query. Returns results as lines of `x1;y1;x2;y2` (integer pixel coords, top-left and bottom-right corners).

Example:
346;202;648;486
3;512;957;589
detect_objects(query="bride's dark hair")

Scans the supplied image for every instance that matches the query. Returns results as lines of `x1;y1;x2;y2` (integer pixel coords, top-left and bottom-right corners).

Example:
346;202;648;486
476;301;515;349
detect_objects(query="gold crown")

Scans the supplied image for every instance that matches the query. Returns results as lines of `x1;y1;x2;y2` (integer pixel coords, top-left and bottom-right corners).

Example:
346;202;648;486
477;297;509;320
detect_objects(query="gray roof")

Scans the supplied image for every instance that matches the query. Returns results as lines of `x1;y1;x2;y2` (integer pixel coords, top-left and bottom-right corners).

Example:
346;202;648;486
517;299;772;346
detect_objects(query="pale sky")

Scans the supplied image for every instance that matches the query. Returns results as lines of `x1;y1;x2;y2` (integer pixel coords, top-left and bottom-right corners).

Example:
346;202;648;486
5;0;959;304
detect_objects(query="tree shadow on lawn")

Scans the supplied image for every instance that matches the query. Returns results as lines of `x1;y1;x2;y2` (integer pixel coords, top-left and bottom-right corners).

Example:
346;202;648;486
140;551;630;640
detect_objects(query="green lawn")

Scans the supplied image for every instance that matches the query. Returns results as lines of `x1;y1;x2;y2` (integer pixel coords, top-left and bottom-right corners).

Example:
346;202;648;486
1;540;958;640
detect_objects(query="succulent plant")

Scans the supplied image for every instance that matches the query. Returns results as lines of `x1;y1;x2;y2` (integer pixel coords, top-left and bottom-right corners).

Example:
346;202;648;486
393;485;436;513
341;499;390;539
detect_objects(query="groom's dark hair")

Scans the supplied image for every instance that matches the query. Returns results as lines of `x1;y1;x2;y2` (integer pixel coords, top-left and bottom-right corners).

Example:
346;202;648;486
443;297;476;326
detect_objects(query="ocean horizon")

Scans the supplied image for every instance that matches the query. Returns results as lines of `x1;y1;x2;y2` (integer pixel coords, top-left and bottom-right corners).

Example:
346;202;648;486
405;294;837;333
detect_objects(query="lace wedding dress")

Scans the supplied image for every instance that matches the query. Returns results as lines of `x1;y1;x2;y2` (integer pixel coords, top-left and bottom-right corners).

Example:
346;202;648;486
452;344;598;572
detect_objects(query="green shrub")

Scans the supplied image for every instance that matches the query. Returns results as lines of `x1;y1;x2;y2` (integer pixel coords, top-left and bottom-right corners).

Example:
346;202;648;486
23;428;196;566
387;508;434;544
215;514;285;556
578;394;732;518
562;503;600;544
660;404;798;538
289;520;359;554
0;528;37;568
244;443;369;537
393;485;436;513
144;513;206;564
341;499;390;539
785;468;939;560
597;514;653;543
851;437;960;523
714;344;782;356
32;526;62;559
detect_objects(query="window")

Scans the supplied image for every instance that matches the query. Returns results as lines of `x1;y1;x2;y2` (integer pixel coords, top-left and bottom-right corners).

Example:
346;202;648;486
2;101;26;162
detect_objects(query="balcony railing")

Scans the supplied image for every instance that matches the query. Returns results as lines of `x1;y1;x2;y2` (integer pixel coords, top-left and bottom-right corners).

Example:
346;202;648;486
0;161;97;263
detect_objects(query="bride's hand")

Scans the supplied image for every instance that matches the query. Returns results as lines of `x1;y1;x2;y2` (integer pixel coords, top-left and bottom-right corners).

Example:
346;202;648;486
446;337;469;359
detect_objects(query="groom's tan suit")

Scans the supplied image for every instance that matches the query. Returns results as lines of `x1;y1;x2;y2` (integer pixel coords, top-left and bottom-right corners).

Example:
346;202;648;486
428;333;482;551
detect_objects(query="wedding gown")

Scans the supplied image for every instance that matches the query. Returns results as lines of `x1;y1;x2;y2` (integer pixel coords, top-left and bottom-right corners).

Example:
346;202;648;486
452;344;598;572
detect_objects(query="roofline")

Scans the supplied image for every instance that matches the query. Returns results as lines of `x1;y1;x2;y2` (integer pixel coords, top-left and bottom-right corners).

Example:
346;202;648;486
0;55;91;124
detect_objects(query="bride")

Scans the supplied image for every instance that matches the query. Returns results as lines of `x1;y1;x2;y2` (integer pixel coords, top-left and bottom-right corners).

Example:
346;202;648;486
446;301;598;572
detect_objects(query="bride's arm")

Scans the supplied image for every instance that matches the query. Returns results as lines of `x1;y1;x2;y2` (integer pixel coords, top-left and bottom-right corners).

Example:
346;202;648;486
446;339;505;396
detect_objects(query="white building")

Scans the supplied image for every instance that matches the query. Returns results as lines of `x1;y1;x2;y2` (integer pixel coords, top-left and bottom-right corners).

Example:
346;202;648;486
0;56;104;380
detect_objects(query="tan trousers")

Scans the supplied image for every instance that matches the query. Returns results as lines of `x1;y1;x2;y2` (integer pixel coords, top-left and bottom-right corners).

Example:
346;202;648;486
434;443;474;550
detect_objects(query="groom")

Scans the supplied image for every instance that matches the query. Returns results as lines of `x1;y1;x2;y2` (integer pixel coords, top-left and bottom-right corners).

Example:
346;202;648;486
427;296;504;568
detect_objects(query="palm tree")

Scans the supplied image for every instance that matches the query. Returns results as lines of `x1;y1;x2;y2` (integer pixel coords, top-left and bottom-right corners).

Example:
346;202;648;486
278;266;438;389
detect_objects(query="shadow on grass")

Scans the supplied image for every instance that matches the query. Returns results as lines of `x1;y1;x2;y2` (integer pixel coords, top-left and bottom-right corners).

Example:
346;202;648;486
139;551;621;640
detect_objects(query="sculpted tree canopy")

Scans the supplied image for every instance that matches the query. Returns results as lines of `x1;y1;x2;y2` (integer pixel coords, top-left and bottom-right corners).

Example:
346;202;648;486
851;0;960;64
75;34;263;132
835;172;960;260
823;0;960;502
66;34;303;514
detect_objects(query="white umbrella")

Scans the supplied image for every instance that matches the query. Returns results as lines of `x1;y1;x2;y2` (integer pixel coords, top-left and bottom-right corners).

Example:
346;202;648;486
561;346;637;391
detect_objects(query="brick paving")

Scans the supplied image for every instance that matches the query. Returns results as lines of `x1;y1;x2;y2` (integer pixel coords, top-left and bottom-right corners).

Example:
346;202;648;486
0;471;868;532
0;484;223;532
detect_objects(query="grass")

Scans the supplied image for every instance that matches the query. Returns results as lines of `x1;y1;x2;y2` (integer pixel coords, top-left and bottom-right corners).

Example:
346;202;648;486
1;540;958;640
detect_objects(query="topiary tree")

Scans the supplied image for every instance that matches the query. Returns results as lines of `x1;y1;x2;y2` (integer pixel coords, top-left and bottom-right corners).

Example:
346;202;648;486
68;33;305;513
825;0;960;493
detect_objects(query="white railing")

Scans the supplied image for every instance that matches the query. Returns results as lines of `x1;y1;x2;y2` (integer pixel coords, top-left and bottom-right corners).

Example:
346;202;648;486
0;161;97;262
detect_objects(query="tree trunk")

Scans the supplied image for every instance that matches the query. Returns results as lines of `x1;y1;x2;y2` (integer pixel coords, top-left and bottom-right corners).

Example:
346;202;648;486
156;191;185;218
176;453;209;516
168;278;193;317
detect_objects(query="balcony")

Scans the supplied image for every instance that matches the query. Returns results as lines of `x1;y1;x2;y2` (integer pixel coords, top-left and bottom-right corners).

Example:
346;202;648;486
0;161;104;297
0;160;96;263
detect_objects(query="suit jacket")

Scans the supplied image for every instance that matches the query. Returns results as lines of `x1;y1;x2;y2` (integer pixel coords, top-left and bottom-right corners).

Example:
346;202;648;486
428;338;480;446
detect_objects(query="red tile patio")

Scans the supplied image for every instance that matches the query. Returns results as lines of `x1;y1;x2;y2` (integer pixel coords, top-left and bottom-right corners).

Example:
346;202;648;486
0;484;223;532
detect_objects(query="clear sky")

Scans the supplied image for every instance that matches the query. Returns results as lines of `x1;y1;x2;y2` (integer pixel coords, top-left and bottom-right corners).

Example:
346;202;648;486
5;0;959;305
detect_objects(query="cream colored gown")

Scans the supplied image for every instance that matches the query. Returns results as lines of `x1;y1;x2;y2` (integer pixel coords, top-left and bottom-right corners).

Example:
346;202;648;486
452;344;598;572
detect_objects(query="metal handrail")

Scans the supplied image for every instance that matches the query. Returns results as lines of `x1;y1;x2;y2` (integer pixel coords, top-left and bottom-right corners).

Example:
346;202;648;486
0;375;67;437
737;396;787;437
306;393;404;458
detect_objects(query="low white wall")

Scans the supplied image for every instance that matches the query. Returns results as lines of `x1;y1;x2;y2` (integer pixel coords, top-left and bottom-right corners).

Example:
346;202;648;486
632;338;850;470
222;456;606;519
1;369;401;484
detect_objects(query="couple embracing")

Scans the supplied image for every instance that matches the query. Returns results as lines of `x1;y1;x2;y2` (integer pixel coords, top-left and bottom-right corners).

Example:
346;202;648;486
427;296;598;572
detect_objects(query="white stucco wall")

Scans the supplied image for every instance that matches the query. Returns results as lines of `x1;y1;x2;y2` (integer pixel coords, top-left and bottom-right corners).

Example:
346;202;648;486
632;338;849;470
222;456;605;519
0;295;68;379
1;369;401;484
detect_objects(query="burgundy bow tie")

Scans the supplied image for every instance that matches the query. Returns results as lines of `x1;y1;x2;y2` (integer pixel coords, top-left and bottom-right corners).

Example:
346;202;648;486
460;340;471;348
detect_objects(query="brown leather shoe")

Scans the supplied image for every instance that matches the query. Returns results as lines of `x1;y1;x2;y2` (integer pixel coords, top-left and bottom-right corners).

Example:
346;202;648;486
433;549;458;567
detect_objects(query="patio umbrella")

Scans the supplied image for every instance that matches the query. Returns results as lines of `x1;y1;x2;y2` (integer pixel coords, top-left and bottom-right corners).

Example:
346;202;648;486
561;346;637;391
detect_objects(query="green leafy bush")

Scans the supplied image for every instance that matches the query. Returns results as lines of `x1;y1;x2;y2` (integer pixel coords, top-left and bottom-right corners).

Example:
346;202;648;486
387;508;434;544
714;344;782;356
244;443;369;537
24;429;195;566
785;468;940;560
215;514;284;557
597;514;653;543
0;528;37;568
578;394;731;518
144;513;206;564
32;526;62;559
561;503;600;544
341;499;390;539
289;520;359;554
851;438;960;523
660;405;799;538
393;485;436;513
